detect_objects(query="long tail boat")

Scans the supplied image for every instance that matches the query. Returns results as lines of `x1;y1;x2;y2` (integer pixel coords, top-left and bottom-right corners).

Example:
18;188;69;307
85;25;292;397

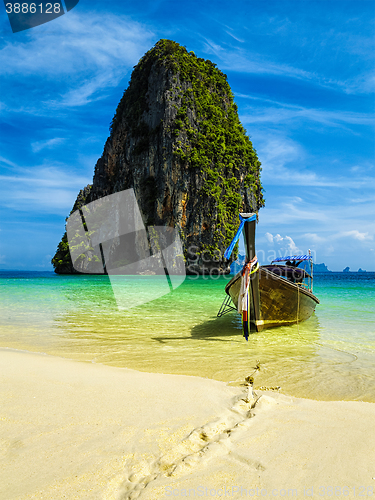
218;213;320;339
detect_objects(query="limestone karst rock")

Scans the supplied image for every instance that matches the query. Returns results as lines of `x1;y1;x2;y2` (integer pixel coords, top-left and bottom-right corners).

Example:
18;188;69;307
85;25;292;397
52;39;264;275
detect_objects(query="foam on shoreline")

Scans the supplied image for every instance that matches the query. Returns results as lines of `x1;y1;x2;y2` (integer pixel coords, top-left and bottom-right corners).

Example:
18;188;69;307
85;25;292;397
1;349;374;499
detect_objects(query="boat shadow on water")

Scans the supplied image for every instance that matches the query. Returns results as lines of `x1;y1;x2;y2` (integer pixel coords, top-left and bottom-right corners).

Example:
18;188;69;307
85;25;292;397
192;311;321;340
189;313;244;341
152;313;244;344
152;311;321;344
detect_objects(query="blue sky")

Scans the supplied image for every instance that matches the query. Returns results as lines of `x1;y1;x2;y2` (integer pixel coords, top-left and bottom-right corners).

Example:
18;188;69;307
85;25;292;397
0;0;374;271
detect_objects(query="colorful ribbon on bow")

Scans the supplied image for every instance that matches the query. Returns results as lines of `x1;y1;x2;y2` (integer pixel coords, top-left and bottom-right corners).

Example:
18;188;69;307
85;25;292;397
238;256;259;340
224;213;257;260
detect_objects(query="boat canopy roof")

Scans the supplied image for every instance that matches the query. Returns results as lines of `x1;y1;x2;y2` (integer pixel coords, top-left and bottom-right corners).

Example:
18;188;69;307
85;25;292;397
272;255;311;263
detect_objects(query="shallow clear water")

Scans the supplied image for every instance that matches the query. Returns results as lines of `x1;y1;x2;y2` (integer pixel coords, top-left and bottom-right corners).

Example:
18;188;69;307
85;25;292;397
0;271;374;402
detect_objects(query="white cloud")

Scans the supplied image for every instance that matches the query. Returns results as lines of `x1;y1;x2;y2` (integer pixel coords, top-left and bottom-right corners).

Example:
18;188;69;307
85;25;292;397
0;166;89;189
203;38;314;82
225;31;245;43
261;194;375;230
248;133;375;189
301;233;325;243
203;9;375;96
263;232;301;255
31;138;66;153
1;12;152;76
258;192;375;269
350;195;375;204
0;11;155;108
0;164;91;213
336;230;373;242
284;235;300;254
202;39;374;95
265;232;274;243
238;95;374;129
34;255;53;268
274;234;283;243
0;156;19;169
243;134;325;187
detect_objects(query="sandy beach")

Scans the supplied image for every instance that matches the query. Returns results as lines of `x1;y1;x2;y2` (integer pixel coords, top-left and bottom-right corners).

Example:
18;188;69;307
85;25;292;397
1;349;375;500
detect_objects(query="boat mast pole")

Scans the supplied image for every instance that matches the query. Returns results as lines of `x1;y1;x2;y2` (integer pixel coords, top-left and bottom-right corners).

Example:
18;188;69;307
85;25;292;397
242;213;262;333
309;248;313;292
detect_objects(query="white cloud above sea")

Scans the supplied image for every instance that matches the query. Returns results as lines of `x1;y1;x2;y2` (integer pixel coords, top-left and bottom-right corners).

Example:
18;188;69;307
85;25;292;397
204;4;375;96
203;38;315;81
238;96;375;129
335;230;373;242
0;156;19;169
298;231;374;244
262;232;301;254
31;138;66;153
0;12;155;109
265;232;273;243
202;39;374;96
257;193;375;270
245;132;375;189
1;12;153;76
225;30;245;44
258;224;375;269
301;233;325;244
0;164;91;213
261;194;375;229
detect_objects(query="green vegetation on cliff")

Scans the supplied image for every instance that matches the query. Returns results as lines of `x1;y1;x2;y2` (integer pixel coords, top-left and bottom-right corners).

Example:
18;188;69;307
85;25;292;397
110;39;264;259
51;186;93;273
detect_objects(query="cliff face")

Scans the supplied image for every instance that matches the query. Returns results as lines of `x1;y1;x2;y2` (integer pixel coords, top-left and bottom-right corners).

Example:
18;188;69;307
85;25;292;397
52;39;264;275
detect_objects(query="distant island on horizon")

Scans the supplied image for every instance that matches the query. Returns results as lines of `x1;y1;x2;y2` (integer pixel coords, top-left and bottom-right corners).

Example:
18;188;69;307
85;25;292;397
230;257;369;274
343;266;368;273
315;264;368;273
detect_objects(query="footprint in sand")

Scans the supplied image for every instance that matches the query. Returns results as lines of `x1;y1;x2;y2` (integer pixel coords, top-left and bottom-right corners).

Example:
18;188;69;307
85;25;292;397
109;383;271;500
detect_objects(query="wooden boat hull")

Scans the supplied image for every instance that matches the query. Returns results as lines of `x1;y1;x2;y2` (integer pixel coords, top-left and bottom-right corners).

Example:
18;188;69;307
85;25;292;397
225;266;320;331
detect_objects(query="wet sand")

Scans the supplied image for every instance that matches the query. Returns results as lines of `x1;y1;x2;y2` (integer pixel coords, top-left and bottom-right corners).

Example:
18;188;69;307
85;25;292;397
1;348;375;499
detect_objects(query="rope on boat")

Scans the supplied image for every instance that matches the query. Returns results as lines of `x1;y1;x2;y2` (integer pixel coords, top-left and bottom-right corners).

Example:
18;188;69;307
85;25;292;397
217;294;237;317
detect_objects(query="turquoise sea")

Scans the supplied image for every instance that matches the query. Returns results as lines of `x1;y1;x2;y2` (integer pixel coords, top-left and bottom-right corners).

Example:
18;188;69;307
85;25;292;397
0;270;374;402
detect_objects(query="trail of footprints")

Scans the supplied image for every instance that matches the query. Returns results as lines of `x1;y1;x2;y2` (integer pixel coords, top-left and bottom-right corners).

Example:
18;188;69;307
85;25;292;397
112;384;266;500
